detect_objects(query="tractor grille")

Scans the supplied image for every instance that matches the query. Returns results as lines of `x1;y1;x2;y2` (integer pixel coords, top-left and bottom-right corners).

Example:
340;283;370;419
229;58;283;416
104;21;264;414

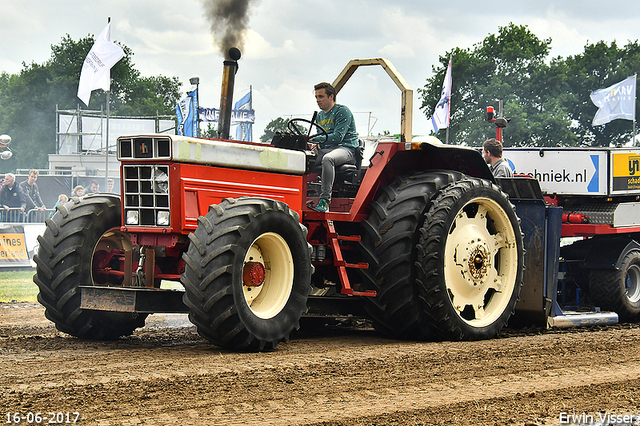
123;165;170;227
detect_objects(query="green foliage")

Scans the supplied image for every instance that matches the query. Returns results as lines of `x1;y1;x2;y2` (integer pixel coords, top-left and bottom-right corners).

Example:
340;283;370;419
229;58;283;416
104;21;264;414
420;23;640;148
200;123;218;138
560;40;640;146
0;34;182;171
260;117;305;143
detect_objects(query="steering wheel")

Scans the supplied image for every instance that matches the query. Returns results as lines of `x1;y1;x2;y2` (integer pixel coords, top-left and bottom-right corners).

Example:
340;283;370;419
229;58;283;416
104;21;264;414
287;118;328;146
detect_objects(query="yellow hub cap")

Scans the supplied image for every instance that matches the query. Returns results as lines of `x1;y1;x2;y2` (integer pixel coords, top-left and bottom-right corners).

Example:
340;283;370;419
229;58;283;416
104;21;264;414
242;232;294;319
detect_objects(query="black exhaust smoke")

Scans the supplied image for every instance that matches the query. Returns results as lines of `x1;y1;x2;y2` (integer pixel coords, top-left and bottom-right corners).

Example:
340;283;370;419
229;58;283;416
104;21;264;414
202;0;253;58
201;0;253;139
217;47;241;140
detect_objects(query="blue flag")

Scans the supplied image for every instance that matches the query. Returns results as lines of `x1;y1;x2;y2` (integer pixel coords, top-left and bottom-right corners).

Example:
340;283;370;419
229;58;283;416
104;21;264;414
235;90;253;142
175;89;198;136
590;75;636;126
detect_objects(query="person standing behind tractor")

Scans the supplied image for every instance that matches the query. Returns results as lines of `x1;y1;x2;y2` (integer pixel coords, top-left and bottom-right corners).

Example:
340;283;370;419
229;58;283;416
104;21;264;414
20;169;46;213
309;82;359;212
0;173;26;222
71;185;85;198
85;180;100;194
483;138;513;178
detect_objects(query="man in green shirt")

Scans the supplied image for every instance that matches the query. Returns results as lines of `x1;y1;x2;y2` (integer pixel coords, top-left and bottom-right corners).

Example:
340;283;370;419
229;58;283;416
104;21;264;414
310;82;359;212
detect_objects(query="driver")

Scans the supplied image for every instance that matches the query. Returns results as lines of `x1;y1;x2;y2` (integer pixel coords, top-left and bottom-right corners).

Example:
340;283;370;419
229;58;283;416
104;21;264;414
309;82;359;212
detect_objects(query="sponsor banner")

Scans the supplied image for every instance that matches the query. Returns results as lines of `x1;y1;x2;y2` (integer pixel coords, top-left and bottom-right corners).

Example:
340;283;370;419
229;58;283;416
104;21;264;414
199;107;255;124
611;151;640;193
503;148;608;196
0;225;31;267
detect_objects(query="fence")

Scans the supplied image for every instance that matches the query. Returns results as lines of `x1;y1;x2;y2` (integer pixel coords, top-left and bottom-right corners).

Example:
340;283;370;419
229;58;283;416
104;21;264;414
1;208;56;224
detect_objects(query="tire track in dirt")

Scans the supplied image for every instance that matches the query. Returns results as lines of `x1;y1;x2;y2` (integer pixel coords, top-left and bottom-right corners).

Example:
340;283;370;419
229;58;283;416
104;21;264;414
2;305;640;425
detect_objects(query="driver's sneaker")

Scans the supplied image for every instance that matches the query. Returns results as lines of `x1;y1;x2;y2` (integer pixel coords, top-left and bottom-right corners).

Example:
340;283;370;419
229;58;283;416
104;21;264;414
312;198;329;212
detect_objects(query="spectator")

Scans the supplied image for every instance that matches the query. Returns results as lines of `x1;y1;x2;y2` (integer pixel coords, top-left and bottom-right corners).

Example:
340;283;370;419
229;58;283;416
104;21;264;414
482;138;513;178
107;178;115;193
85;180;100;194
53;194;68;208
0;173;26;222
19;169;46;212
51;194;69;217
72;185;85;198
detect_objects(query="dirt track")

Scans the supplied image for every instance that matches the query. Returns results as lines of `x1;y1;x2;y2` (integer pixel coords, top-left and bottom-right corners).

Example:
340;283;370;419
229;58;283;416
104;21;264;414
2;303;640;426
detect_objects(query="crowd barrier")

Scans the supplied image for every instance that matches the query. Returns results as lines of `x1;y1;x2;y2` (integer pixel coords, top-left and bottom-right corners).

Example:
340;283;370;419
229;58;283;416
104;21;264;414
1;208;56;224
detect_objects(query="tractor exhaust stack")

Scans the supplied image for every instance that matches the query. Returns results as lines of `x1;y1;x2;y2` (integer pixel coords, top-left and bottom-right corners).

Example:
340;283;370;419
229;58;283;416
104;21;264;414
217;47;242;140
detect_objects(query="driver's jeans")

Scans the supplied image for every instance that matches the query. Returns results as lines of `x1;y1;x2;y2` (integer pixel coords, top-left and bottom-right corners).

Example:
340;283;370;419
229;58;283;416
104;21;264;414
313;146;355;201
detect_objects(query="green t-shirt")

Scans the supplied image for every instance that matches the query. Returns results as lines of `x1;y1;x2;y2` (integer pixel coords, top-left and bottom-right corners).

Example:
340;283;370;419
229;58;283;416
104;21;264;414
314;104;359;150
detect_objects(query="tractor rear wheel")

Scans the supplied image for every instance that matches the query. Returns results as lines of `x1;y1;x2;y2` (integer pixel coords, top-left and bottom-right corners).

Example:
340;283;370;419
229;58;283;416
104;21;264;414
181;197;312;351
590;250;640;321
416;177;524;340
359;171;463;339
33;195;147;339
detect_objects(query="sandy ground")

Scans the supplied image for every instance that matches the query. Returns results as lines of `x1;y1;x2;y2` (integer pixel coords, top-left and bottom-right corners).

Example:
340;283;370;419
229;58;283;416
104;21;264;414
2;303;640;426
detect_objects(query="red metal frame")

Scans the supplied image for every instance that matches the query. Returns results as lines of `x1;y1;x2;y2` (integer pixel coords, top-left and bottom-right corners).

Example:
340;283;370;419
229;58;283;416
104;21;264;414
561;223;640;237
324;220;375;297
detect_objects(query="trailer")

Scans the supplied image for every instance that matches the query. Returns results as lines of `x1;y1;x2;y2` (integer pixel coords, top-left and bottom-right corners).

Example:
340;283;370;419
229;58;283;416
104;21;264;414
32;53;638;351
503;146;640;327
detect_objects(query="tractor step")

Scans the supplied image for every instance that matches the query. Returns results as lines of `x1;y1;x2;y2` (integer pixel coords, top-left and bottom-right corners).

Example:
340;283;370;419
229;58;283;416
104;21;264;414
80;286;189;314
324;220;376;297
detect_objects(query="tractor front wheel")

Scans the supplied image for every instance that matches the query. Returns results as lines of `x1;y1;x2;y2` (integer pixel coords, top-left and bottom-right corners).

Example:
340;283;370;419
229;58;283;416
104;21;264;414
181;198;312;351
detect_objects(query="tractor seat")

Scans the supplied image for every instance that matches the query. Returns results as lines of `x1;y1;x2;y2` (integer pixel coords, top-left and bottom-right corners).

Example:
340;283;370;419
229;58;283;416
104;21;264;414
335;138;365;185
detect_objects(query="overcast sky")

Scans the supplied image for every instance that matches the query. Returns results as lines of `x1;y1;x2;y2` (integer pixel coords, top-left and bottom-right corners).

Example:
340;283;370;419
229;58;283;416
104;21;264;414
2;0;640;141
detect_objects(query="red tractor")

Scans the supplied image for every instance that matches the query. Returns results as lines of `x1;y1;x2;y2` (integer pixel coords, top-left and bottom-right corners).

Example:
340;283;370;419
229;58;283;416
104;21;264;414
34;56;525;351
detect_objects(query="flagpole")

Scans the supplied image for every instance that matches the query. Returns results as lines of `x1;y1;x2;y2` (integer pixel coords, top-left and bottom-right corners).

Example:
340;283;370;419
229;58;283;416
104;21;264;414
634;73;637;146
105;17;111;191
105;89;110;190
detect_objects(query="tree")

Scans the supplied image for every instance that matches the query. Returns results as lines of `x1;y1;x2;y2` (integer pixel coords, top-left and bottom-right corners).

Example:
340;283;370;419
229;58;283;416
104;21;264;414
420;23;577;147
560;40;640;146
0;34;182;171
260;117;305;143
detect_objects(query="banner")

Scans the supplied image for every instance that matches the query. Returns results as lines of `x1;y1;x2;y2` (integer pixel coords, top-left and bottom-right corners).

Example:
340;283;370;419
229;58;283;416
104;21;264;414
432;55;452;133
0;225;31;267
590;75;637;126
235;90;253;141
175;89;198;137
77;22;125;106
199;107;255;124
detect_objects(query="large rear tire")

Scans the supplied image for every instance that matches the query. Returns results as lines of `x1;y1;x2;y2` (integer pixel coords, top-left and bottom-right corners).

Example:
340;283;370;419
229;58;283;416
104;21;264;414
181;198;312;351
590;250;640;321
359;171;463;339
416;177;524;340
33;195;147;339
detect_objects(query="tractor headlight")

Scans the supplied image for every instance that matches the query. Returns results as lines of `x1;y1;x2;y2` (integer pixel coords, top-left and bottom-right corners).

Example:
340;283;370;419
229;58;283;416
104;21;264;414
126;210;139;225
156;210;170;226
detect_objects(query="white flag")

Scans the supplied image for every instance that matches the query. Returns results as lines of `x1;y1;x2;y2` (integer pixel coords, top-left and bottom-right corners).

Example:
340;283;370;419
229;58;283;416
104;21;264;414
77;22;125;106
432;55;452;132
590;75;637;126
